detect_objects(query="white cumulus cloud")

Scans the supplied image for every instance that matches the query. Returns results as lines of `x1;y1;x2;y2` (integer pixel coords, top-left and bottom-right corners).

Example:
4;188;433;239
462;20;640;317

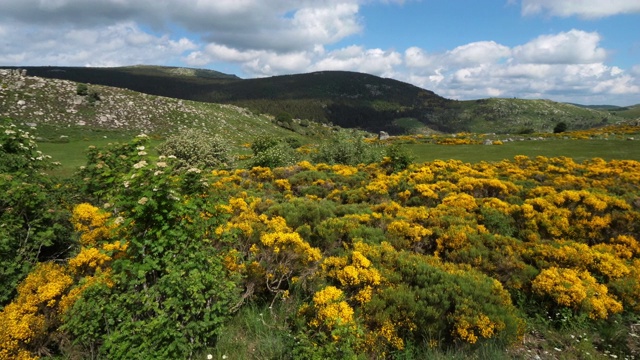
512;30;607;64
522;0;640;18
401;29;638;104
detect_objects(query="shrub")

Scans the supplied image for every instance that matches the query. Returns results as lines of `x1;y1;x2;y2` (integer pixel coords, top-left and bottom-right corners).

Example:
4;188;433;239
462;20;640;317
157;128;234;170
76;83;88;96
312;130;383;166
249;142;299;168
382;143;414;173
553;122;568;133
0;119;72;306
87;90;101;104
64;143;242;359
275;112;293;125
250;135;280;155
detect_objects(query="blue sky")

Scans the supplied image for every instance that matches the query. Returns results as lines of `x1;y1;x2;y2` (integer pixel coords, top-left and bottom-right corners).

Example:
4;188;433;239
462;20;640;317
0;0;639;105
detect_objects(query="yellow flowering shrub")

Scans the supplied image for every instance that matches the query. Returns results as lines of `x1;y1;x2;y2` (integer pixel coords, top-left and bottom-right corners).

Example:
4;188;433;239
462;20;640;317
323;251;382;290
0;263;73;360
386;219;432;243
307;286;355;329
531;267;623;319
452;309;504;344
70;203;113;246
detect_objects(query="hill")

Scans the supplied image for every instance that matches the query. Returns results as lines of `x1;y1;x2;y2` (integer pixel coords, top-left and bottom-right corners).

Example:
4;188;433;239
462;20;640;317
0;68;310;146
3;65;633;135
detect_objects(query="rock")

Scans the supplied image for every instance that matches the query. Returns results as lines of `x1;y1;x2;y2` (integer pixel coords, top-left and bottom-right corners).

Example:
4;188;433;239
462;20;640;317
483;139;493;145
378;131;390;140
17;100;26;106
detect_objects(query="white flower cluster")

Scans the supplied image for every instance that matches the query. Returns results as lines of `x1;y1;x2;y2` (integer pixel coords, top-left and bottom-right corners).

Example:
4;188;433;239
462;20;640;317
133;160;148;169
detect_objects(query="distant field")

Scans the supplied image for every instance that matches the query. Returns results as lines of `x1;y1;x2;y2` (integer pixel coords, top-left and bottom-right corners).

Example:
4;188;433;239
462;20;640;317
405;138;640;163
39;137;640;178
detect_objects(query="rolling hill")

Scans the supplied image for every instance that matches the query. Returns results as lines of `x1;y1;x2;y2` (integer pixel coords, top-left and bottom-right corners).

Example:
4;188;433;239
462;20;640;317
0;67;312;146
3;65;634;135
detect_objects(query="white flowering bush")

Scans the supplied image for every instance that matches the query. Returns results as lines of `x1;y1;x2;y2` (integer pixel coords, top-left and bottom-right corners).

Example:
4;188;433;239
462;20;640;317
0;119;54;173
157;128;234;170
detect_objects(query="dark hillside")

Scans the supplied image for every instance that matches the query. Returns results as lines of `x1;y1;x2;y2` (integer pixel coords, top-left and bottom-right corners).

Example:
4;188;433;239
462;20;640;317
204;71;453;133
8;65;239;100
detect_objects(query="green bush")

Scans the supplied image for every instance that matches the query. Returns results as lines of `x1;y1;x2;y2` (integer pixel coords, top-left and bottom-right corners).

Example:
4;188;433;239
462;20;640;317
87;90;101;104
76;83;88;96
553;122;568;133
0;119;72;306
384;144;415;173
64;139;242;358
276;112;293;125
251;135;280;155
249;142;299;168
312;130;383;166
363;248;522;353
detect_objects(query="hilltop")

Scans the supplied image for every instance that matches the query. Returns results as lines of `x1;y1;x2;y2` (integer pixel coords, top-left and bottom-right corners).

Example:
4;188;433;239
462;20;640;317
3;65;634;135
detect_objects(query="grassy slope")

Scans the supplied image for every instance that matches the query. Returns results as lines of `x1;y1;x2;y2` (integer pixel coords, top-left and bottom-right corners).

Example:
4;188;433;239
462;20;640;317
454;98;624;134
7;66;632;135
0;70;308;143
1;69;329;176
406;138;640;164
612;104;640;119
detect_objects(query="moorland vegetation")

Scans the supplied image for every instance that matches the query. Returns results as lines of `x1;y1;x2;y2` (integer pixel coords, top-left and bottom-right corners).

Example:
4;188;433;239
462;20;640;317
2;116;640;359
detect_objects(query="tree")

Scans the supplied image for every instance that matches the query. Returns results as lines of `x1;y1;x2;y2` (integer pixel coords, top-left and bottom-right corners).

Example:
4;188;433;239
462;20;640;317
553;122;568;133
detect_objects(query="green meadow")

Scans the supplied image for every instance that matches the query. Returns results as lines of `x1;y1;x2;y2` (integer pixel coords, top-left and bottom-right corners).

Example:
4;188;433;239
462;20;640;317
407;138;640;164
39;137;640;178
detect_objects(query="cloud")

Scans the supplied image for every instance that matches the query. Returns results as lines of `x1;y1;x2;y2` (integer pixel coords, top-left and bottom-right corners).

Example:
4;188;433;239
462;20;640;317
0;1;637;105
310;46;403;77
447;41;511;66
522;0;640;18
0;0;363;53
512;30;607;64
0;21;196;67
401;30;638;104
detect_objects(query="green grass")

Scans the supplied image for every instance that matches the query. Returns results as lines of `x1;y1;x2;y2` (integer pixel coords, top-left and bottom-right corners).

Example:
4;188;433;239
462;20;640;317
406;139;640;164
40;137;640;178
38;139;163;178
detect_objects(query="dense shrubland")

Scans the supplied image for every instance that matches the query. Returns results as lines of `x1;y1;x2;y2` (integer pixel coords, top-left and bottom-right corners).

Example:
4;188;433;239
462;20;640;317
2;118;640;359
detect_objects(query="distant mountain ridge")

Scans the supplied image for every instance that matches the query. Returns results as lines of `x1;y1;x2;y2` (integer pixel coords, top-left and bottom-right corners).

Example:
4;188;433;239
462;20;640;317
4;65;634;135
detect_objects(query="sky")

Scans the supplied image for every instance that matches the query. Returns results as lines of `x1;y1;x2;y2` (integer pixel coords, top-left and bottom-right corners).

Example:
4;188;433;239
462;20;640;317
0;0;639;106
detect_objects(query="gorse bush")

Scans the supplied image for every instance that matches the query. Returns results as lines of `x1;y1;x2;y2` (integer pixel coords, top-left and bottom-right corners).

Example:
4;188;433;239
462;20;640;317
2;124;640;358
157;128;234;170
